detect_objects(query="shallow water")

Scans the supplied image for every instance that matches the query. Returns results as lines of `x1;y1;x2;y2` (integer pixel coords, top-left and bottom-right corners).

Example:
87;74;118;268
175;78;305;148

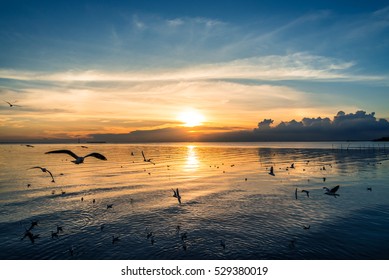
0;142;388;259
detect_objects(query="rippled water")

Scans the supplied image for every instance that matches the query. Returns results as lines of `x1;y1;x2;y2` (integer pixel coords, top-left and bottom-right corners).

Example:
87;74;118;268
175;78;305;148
0;142;388;259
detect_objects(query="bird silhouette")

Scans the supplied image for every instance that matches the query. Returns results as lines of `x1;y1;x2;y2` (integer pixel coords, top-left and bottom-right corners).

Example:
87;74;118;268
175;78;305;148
301;190;310;198
29;166;55;182
323;185;340;197
4;100;21;107
45;150;107;164
172;188;182;204
141;151;155;165
268;166;275;176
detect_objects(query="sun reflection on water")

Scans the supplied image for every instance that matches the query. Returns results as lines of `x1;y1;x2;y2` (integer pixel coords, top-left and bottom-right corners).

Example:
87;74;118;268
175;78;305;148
184;145;199;171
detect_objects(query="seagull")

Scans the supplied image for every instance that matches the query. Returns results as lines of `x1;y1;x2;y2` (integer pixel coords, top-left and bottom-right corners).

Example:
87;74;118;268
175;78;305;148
29;166;55;182
290;163;295;169
45;149;107;164
107;204;113;209
4;100;21;107
303;225;310;230
80;146;88;149
112;235;120;244
141;151;155;165
301;190;310;198
25;144;34;148
172;188;182;204
323;185;340;197
268;166;275;176
28;220;38;231
367;187;372;191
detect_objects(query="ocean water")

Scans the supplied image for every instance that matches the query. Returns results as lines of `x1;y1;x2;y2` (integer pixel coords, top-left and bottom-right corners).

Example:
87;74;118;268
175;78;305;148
0;142;388;260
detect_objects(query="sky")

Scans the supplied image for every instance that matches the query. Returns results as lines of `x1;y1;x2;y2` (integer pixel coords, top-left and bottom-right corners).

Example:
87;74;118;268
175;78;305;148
1;0;389;142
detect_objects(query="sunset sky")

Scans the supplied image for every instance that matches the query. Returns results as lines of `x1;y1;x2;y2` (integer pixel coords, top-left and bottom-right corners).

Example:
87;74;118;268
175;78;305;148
1;0;389;142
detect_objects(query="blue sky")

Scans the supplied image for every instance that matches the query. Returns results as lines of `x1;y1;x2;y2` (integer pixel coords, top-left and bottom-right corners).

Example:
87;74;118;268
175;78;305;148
1;0;389;141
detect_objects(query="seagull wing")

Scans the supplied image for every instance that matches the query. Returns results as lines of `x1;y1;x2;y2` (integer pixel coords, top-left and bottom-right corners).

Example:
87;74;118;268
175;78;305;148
29;166;44;171
45;169;55;182
85;152;107;161
45;150;79;160
330;185;340;193
141;151;146;161
172;188;177;197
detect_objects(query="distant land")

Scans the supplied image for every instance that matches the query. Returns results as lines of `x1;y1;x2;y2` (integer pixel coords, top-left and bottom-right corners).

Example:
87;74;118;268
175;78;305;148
373;137;389;142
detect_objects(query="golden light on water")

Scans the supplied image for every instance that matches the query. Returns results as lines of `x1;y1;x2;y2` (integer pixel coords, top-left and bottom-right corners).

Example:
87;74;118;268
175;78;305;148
184;145;199;171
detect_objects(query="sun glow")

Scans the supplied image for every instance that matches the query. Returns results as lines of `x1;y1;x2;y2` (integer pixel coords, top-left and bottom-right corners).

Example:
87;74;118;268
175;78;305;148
178;110;205;127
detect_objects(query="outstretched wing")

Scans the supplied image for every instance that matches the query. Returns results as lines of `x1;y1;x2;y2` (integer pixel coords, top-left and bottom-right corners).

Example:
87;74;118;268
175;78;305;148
29;166;43;171
45;169;55;182
85;153;107;161
45;150;79;160
330;185;340;193
141;151;146;161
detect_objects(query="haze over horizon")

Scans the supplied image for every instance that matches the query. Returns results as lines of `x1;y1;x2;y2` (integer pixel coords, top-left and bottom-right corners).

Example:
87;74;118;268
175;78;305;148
1;0;389;142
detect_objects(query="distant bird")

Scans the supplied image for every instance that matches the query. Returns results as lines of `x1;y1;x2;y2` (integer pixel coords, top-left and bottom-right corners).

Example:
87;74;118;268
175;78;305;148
141;151;155;165
60;189;66;195
323;177;326;182
45;150;107;164
220;239;226;250
107;204;113;209
181;232;187;241
4;100;21;107
27;183;31;188
93;199;96;203
150;235;155;245
51;231;59;239
112;235;120;244
367;187;372;192
28;220;38;231
301;190;310;198
290;163;295;169
172;188;182;204
21;230;40;244
303;225;310;230
288;239;296;249
80;197;84;202
80;146;88;149
295;188;298;200
268;166;275;176
323;185;340;197
56;225;63;233
29;166;55;182
25;144;34;148
131;152;134;156
176;225;181;233
146;231;153;239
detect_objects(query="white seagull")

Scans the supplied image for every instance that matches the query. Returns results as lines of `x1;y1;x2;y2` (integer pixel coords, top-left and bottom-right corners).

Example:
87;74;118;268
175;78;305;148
323;185;340;197
29;166;55;182
45;149;107;164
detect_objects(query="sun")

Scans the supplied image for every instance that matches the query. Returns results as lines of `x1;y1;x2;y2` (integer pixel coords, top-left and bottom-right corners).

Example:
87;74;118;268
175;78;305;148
178;110;205;127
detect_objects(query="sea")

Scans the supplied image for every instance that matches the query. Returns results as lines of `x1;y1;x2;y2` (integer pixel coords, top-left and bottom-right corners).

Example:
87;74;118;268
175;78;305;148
0;142;388;260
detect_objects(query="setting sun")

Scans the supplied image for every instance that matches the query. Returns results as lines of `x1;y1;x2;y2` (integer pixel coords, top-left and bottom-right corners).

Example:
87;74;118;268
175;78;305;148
178;110;205;127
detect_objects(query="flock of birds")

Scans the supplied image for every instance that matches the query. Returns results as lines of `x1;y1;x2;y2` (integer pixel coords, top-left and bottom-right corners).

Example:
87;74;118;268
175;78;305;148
8;138;384;260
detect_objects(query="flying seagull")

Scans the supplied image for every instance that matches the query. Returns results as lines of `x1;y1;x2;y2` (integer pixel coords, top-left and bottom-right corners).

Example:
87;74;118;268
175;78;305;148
172;188;182;204
323;185;340;197
45;149;107;164
268;166;275;176
4;100;21;107
301;190;310;198
141;151;155;165
29;166;55;182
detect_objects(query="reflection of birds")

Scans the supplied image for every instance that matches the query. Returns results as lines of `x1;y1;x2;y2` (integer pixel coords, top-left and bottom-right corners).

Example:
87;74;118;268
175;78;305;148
172;188;182;204
268;166;275;176
323;185;340;197
4;100;21;107
29;166;55;182
141;151;155;165
301;190;310;198
21;230;40;243
295;188;298;200
28;220;38;231
45;150;107;164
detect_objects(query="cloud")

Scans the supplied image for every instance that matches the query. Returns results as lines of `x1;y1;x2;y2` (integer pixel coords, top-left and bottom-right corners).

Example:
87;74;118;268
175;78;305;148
87;110;389;142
